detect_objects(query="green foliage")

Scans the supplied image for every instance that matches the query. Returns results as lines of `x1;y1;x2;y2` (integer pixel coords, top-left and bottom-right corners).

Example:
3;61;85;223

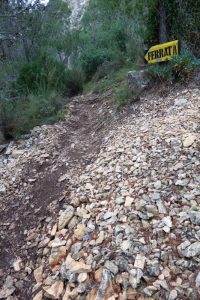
0;53;84;140
0;55;84;139
147;63;174;82
14;55;83;97
171;51;200;80
79;15;129;80
171;1;200;57
115;84;132;108
92;56;125;81
78;0;143;80
15;55;67;94
0;91;65;139
146;51;200;82
1;0;200;142
80;0;200;76
80;48;115;80
83;65;135;94
40;0;71;57
143;0;200;57
0;61;21;102
65;68;84;97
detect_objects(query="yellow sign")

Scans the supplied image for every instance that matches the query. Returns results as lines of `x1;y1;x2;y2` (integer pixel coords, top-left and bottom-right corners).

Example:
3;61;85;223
145;40;179;64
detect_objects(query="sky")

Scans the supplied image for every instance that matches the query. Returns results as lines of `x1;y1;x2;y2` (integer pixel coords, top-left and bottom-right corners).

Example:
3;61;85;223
40;0;49;4
30;0;49;4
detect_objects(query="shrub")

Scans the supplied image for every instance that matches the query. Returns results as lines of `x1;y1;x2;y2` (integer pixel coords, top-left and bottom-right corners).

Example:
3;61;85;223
146;51;200;82
0;91;65;139
93;56;125;81
15;55;68;94
171;51;200;80
83;64;135;95
14;54;84;96
80;48;115;80
65;68;84;97
146;63;174;82
0;55;84;141
115;84;132;108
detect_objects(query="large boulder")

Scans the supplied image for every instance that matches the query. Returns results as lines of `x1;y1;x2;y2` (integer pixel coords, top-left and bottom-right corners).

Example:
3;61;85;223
127;70;150;99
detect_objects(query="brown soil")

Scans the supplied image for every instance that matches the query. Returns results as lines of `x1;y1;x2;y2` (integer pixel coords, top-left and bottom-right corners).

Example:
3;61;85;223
0;92;118;299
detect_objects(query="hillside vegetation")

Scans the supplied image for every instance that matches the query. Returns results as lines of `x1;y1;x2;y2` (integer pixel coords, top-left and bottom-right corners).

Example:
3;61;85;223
0;0;200;141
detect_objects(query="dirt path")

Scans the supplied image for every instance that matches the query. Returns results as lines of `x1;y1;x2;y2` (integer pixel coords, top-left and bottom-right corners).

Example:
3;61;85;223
1;83;200;300
0;92;115;298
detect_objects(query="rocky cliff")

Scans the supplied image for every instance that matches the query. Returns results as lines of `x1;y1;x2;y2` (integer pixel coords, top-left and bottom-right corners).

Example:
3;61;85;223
68;0;89;28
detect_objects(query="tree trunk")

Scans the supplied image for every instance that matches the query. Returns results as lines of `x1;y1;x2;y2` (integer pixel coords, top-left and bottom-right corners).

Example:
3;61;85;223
22;36;30;62
158;0;168;43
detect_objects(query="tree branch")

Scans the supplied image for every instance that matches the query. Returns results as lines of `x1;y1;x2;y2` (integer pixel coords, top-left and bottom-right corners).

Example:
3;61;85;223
0;1;42;18
0;9;25;17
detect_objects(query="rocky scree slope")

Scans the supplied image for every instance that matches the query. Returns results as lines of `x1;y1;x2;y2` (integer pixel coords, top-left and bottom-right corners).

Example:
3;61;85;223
68;0;89;28
0;92;114;299
0;86;200;300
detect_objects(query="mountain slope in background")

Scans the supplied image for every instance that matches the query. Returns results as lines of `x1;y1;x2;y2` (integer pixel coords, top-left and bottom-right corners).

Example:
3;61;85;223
68;0;89;28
